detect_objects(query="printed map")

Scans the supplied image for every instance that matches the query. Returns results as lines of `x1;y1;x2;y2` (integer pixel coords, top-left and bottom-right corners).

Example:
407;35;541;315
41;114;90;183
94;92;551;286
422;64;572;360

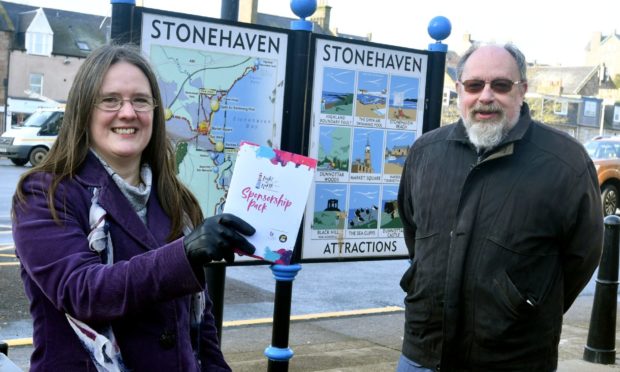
149;45;283;216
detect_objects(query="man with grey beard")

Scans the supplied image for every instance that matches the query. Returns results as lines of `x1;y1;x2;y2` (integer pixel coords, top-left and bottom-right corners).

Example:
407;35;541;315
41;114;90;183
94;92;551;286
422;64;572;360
396;43;604;371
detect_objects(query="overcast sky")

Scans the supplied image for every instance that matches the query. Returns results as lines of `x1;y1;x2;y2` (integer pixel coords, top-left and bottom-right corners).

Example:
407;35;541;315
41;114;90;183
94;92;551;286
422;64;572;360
9;0;620;66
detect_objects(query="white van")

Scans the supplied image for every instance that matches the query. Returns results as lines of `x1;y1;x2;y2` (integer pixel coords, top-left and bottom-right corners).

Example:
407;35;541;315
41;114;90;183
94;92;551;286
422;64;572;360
0;106;64;166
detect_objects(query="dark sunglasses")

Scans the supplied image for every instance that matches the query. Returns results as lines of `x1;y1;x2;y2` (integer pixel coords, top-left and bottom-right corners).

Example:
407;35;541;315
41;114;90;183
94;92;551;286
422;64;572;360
459;79;525;94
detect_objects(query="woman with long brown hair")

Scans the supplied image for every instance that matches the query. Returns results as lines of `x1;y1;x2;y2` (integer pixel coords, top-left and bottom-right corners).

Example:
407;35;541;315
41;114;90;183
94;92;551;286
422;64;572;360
12;44;255;371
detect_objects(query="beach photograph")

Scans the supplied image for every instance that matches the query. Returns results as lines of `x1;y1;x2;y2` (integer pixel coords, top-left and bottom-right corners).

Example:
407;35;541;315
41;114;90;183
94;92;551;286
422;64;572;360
355;71;388;119
388;74;419;122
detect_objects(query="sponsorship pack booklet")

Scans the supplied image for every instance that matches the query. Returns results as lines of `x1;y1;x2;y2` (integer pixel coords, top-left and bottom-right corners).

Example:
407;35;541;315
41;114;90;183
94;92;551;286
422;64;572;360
223;142;317;264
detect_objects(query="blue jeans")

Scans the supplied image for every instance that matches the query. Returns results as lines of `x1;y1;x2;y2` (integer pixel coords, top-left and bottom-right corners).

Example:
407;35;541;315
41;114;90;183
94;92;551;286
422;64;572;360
395;354;558;372
396;354;434;372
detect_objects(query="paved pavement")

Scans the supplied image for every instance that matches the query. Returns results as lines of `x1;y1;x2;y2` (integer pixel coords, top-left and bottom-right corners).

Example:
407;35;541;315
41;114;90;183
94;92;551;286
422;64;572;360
3;296;620;371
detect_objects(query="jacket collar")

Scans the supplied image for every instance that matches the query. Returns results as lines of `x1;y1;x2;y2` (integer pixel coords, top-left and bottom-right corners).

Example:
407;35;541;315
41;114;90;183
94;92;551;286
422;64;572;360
75;152;168;250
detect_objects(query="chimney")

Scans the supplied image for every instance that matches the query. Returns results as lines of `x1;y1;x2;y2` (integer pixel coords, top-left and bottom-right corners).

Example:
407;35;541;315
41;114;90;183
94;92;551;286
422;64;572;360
460;33;473;55
238;0;258;23
600;63;608;83
585;31;603;66
590;32;602;52
310;0;331;31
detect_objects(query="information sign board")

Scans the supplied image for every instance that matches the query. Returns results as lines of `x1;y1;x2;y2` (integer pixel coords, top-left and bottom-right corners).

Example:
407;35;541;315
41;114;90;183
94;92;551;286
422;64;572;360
302;36;428;260
139;10;290;219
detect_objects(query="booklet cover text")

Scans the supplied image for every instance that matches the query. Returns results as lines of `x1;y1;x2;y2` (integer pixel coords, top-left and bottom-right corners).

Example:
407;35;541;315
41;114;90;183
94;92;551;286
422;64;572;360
223;142;317;264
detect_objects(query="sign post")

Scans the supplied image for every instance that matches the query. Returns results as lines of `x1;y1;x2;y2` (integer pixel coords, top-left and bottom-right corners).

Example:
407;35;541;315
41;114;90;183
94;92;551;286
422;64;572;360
205;1;239;346
264;3;315;369
110;0;134;44
424;16;450;133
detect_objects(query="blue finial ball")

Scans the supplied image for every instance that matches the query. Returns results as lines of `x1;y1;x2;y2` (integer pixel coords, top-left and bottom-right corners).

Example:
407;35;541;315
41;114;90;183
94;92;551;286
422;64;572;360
290;0;317;20
427;16;451;41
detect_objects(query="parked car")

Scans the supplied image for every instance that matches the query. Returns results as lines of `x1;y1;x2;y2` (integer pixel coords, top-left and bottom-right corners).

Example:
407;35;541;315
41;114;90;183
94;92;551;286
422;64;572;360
584;136;620;216
0;106;64;166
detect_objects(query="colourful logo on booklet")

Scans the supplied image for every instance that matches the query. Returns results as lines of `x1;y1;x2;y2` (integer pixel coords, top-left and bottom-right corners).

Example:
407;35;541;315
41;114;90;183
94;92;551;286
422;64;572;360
263;247;293;265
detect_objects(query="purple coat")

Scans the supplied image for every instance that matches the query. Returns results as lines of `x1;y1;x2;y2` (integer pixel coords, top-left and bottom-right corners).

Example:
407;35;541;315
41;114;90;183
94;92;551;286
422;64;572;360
13;153;230;371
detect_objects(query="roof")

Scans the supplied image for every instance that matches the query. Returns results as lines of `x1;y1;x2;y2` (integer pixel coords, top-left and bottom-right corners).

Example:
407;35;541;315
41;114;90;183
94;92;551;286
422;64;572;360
445;66;458;83
0;1;109;58
16;8;34;33
601;33;620;45
586;32;620;51
255;12;370;41
333;31;370;42
0;1;13;32
1;2;369;55
256;13;333;36
526;65;598;95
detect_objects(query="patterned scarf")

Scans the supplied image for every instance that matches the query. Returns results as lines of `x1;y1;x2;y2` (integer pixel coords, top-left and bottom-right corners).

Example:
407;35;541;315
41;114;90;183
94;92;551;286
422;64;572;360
65;151;205;371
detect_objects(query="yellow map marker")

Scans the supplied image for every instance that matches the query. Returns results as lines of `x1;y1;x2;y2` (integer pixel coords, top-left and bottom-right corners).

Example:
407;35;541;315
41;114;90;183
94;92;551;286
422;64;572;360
198;121;209;134
210;98;220;112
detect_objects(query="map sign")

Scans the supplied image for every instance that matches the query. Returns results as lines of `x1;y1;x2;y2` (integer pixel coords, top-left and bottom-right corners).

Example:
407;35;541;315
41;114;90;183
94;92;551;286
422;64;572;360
140;12;288;217
302;37;428;260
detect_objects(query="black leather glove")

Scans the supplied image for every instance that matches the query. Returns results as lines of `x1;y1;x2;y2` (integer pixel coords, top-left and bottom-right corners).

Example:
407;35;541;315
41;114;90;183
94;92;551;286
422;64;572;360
184;213;256;265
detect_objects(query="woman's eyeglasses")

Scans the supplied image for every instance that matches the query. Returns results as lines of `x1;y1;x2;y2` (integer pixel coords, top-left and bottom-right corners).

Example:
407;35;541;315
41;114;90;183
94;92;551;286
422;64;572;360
459;79;525;94
95;95;157;112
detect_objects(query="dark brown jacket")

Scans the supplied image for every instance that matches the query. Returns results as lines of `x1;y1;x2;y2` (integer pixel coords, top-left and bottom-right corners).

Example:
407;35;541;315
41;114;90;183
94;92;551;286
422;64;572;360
397;104;603;371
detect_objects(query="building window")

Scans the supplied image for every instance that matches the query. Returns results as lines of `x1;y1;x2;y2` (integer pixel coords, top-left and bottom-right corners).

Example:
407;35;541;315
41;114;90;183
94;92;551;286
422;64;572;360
76;41;90;51
29;73;43;95
553;101;568;115
26;31;52;56
442;90;456;106
584;101;597;118
614;106;620;123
